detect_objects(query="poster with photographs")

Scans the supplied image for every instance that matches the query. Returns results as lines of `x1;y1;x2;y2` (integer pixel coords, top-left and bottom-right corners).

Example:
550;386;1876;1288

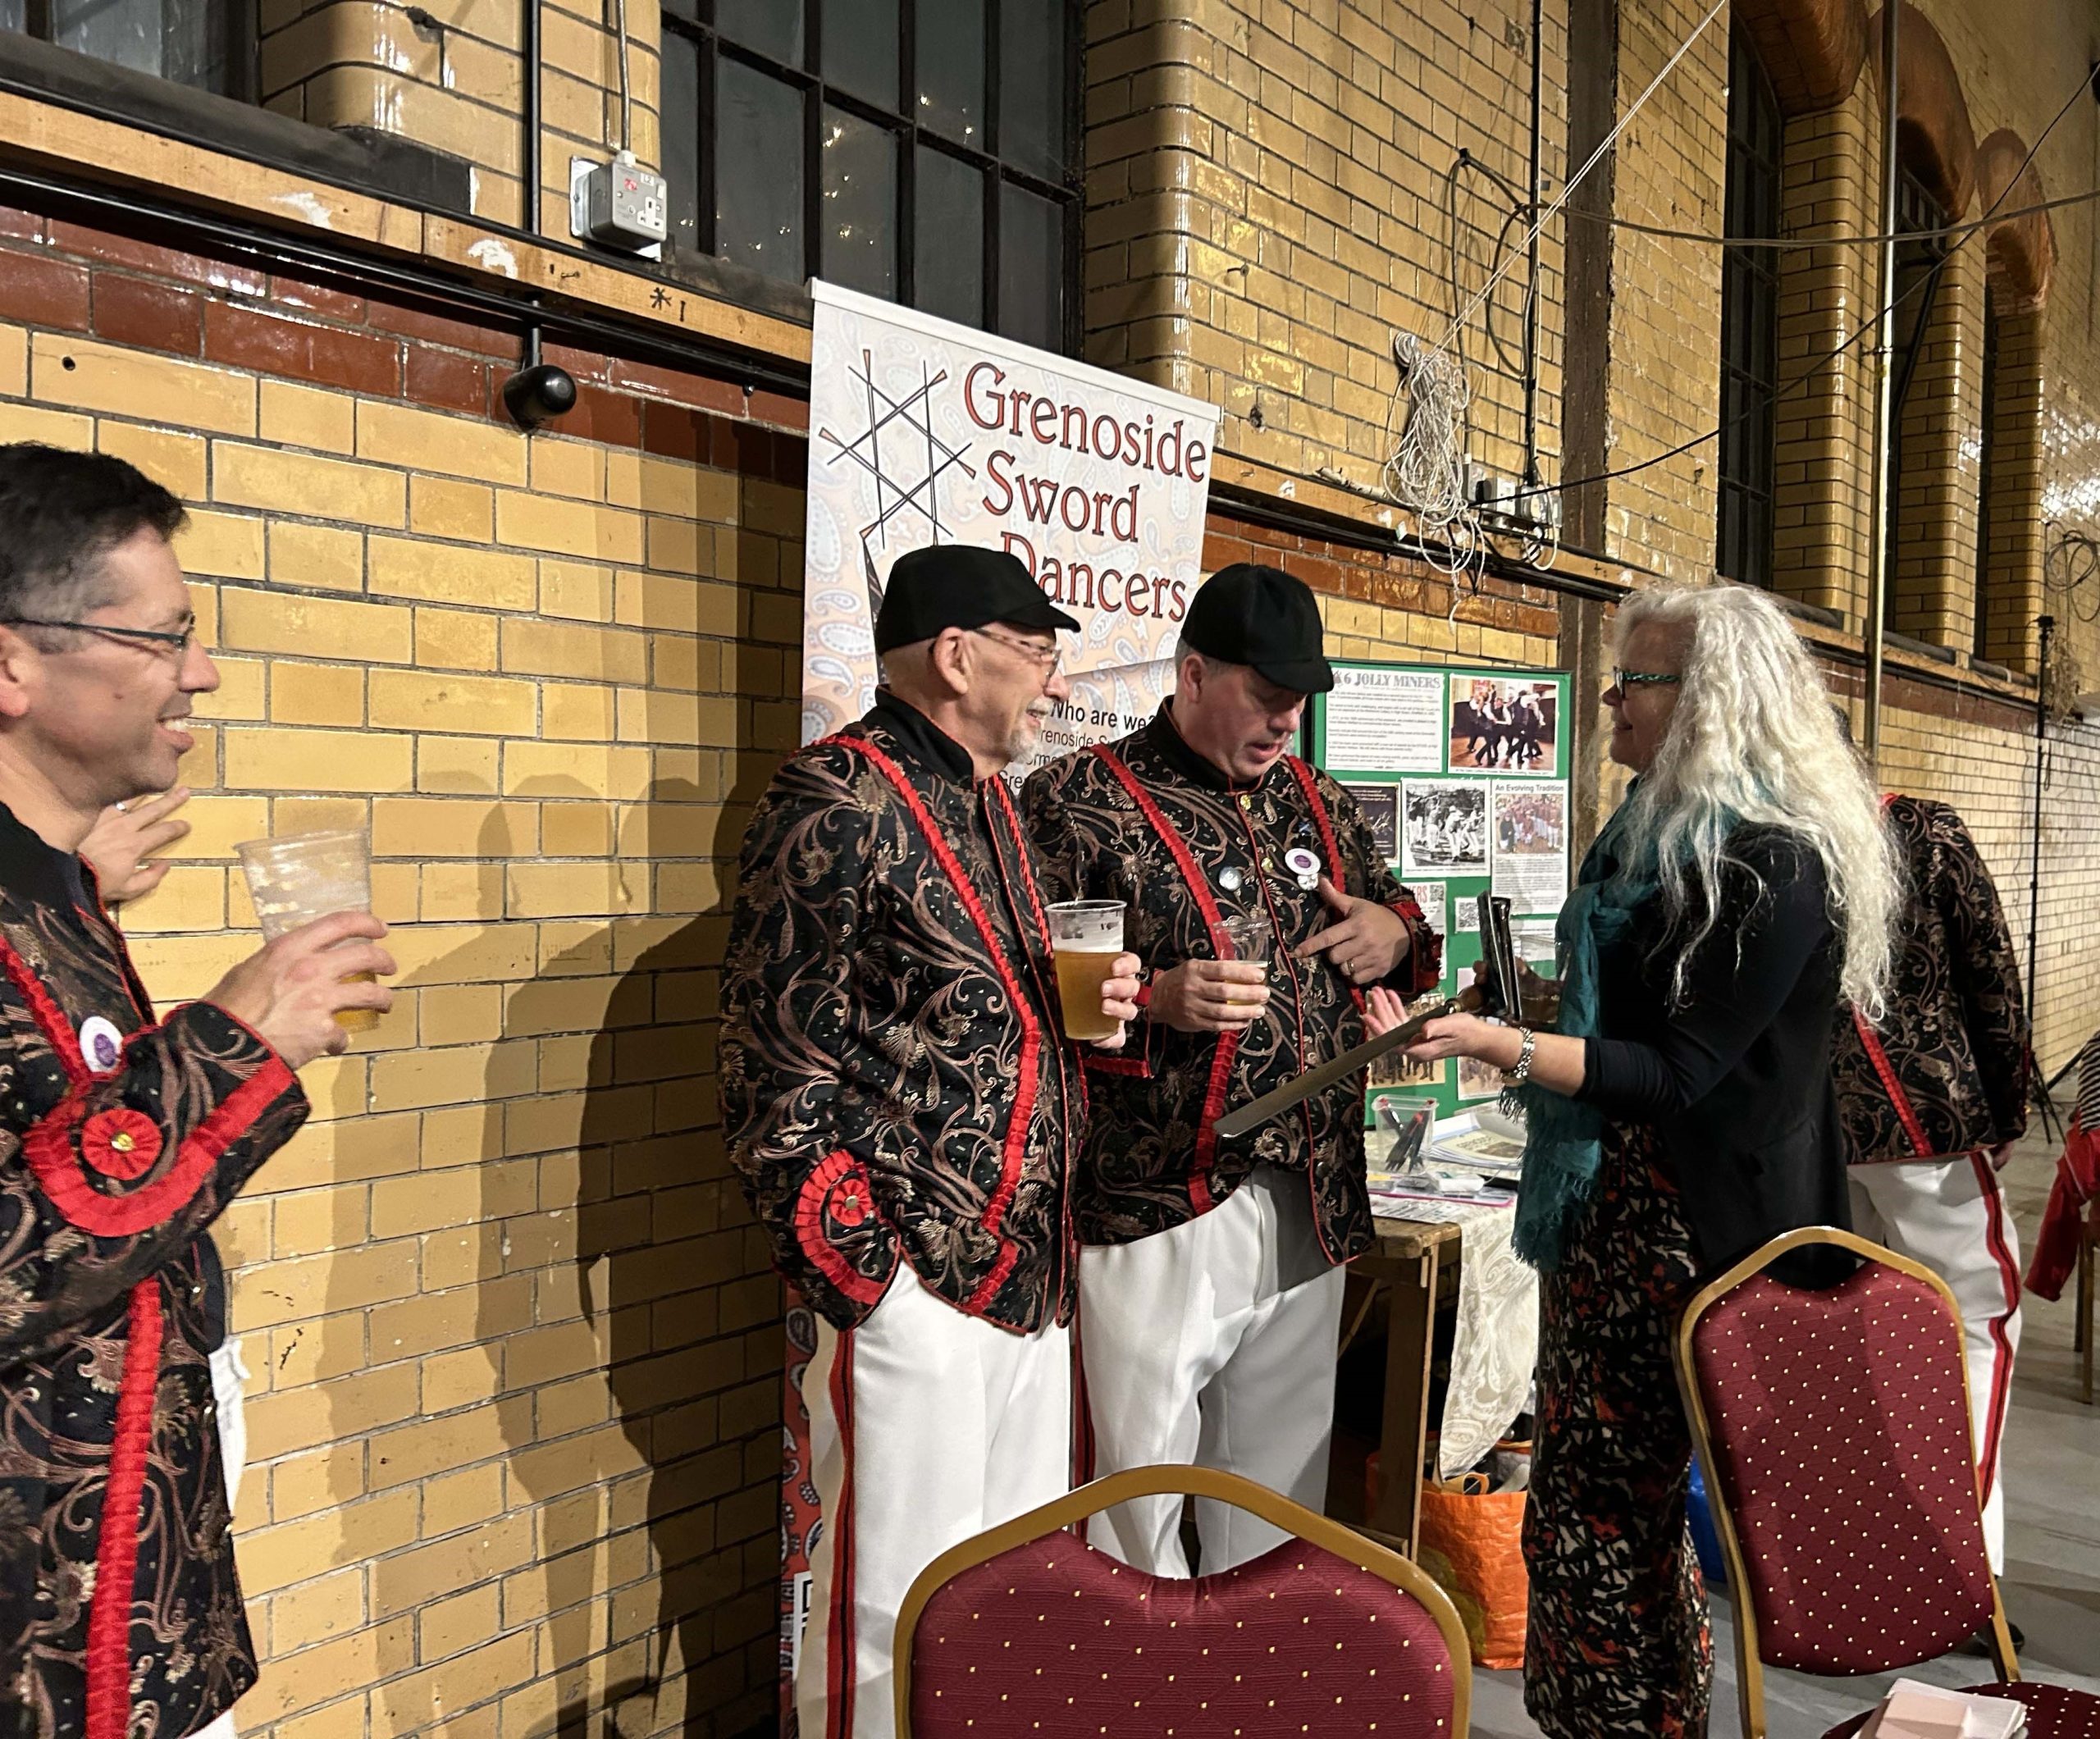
1308;658;1570;1136
1344;782;1399;863
1449;677;1559;773
1456;1052;1505;1102
1491;781;1570;915
1401;780;1488;878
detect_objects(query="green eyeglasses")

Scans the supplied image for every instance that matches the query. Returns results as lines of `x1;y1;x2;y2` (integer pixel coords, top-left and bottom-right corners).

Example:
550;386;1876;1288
1611;667;1682;691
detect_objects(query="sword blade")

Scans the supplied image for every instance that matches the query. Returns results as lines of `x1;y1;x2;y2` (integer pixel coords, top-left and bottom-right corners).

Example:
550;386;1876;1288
1208;996;1460;1140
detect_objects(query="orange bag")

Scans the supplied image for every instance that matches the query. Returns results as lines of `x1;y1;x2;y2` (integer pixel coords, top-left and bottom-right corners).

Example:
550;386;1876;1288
1414;1469;1529;1668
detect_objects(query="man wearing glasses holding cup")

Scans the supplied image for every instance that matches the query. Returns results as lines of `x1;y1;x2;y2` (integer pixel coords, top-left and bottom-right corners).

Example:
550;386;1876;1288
0;444;394;1739
1021;562;1442;1575
721;544;1139;1739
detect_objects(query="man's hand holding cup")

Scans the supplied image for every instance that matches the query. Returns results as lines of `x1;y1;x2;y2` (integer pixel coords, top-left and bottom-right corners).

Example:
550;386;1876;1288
207;911;396;1068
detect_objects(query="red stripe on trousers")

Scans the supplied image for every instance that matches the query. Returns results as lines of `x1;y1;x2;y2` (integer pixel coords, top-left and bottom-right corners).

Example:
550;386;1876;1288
86;1279;162;1739
825;1333;856;1739
1965;1148;2022;1505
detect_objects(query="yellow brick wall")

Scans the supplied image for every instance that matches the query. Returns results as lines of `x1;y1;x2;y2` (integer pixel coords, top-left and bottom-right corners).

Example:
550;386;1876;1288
258;0;663;234
1084;0;1568;495
0;253;797;1732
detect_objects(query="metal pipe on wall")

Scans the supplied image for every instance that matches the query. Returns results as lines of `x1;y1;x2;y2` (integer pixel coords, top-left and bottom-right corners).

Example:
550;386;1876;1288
2026;612;2052;1043
1862;0;1901;770
1522;0;1545;481
522;0;543;371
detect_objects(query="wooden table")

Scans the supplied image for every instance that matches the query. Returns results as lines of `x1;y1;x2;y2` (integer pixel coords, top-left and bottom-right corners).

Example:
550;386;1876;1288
1335;1214;1465;1559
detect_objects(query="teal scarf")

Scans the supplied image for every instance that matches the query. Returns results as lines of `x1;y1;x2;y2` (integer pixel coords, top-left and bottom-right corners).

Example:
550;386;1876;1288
1509;799;1659;1270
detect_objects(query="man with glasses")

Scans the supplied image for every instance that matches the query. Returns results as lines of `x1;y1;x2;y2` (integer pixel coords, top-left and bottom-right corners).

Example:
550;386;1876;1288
0;443;394;1739
721;544;1139;1739
1020;563;1441;1575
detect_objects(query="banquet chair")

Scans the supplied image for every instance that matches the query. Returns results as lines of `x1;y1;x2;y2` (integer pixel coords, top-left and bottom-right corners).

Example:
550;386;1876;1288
1674;1226;2100;1739
893;1463;1472;1738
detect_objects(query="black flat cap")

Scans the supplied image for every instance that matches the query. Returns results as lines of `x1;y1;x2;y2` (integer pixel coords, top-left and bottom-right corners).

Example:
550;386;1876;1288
1181;563;1335;692
874;544;1080;652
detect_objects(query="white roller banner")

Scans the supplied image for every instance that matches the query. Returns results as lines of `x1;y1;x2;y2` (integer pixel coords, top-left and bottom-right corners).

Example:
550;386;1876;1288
801;281;1221;774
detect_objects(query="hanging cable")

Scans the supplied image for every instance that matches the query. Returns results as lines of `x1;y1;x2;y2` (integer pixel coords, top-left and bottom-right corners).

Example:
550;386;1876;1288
1564;180;2100;249
1513;55;2096;513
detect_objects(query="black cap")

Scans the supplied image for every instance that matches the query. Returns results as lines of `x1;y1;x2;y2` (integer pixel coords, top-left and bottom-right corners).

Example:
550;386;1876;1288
1181;563;1335;693
874;544;1080;652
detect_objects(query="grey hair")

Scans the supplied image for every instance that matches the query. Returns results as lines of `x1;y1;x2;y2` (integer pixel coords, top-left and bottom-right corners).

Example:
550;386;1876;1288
1614;582;1901;1016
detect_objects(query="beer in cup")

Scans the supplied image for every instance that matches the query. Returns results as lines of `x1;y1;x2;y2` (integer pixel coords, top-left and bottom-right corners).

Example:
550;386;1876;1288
235;828;380;1034
1048;899;1125;1043
1217;915;1270;966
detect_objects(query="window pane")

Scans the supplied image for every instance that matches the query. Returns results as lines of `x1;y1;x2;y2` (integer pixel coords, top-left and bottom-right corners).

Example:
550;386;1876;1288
715;60;805;282
917;0;984;146
718;0;803;66
53;0;165;77
998;180;1061;350
0;0;25;30
915;147;983;326
823;0;897;108
661;27;701;254
998;0;1064;179
823;105;897;298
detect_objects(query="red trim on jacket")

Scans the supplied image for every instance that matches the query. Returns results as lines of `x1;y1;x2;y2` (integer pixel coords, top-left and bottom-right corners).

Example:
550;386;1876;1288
824;1332;857;1739
1966;1148;2022;1504
1285;755;1367;1018
792;1151;895;1307
1089;743;1238;1214
0;934;297;1237
825;737;1042;1310
85;1277;163;1739
1849;1006;1936;1159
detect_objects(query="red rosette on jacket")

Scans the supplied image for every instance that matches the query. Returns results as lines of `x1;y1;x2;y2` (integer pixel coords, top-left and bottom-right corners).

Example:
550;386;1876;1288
80;1107;163;1181
794;1149;894;1305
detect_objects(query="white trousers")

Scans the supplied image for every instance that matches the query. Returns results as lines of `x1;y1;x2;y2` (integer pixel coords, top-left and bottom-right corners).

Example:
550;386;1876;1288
1850;1157;2023;1572
797;1265;1072;1739
1079;1167;1346;1576
189;1338;250;1739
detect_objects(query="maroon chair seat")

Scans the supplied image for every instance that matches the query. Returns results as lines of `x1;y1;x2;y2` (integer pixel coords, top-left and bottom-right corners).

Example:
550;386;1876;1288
1823;1682;2100;1739
897;1466;1470;1738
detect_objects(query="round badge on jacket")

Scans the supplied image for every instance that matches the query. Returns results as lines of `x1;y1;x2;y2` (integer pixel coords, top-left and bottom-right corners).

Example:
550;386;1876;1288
78;1016;125;1075
1285;847;1321;888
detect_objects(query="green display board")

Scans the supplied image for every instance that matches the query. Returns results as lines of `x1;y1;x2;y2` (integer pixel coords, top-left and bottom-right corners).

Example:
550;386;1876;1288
1304;660;1573;1130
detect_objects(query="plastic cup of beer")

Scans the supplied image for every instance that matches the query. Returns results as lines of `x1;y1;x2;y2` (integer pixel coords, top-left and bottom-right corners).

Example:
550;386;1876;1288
1048;900;1125;1043
235;828;379;1034
1217;915;1271;967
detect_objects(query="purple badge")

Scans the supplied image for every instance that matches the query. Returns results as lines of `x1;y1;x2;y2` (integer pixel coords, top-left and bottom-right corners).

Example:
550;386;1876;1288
79;1016;124;1075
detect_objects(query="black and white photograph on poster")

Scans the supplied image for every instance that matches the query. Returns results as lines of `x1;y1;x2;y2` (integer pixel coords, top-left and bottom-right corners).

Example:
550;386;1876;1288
1449;677;1559;772
1343;783;1399;862
1401;781;1488;877
1326;667;1446;774
1513;915;1560;970
1457;1052;1505;1102
1491;781;1570;915
1368;994;1450;1089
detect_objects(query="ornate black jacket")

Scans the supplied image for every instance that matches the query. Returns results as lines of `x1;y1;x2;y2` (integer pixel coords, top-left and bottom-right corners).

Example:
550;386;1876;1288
0;801;308;1739
1833;796;2029;1163
719;696;1087;1335
1020;706;1441;1262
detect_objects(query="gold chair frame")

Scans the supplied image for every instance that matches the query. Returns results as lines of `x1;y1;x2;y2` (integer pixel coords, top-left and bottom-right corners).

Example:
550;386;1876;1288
1672;1226;2020;1739
892;1463;1474;1739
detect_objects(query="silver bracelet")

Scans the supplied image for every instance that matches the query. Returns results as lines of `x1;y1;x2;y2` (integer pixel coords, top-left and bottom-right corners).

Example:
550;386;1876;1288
1501;1025;1537;1087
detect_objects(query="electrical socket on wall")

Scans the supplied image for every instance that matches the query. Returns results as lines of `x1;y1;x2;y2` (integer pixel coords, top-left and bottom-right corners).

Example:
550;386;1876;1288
569;153;667;255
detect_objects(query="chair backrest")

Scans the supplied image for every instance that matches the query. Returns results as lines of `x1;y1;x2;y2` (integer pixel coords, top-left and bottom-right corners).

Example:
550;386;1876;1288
895;1465;1471;1739
1675;1228;2007;1696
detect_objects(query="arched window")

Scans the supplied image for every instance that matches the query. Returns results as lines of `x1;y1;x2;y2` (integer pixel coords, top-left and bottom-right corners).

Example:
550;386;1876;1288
1883;167;1951;591
1716;24;1783;588
1973;281;2000;659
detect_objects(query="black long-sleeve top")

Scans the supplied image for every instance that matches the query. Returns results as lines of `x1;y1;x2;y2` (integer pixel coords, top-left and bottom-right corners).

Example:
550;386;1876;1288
1570;826;1851;1273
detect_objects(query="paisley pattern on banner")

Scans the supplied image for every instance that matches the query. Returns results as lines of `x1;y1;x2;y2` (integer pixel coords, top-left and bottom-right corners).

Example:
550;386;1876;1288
801;281;1221;774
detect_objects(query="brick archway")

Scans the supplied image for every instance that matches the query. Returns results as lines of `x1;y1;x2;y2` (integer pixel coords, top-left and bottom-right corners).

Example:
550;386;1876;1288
1732;0;1869;116
1976;128;2055;313
1870;2;1979;219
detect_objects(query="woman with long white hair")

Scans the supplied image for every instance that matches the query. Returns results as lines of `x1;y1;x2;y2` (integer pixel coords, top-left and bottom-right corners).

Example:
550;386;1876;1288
1372;582;1899;1738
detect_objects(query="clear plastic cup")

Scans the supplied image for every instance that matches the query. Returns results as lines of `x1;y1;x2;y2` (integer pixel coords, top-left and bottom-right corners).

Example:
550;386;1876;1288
1217;915;1271;966
235;828;378;1034
1047;899;1125;1042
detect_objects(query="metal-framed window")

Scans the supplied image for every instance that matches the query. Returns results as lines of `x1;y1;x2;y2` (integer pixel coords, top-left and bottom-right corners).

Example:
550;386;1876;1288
0;0;254;98
1883;167;1949;579
658;0;1081;354
1715;24;1782;589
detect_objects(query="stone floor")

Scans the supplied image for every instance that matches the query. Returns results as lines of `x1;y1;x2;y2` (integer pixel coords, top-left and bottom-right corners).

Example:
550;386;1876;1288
1471;1127;2100;1738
